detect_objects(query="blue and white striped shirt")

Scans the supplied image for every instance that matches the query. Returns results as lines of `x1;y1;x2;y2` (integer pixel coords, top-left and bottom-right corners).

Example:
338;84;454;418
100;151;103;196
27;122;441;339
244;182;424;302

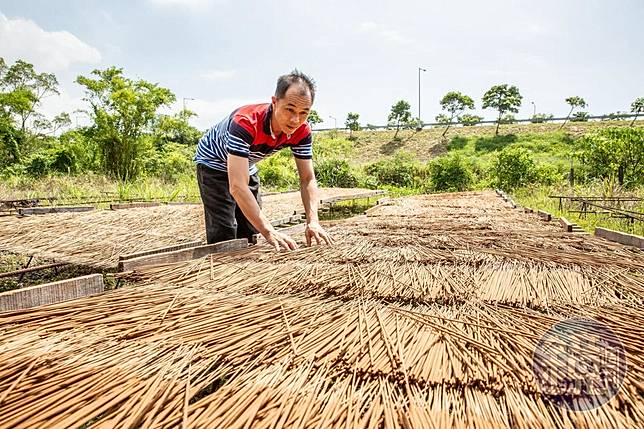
195;103;313;175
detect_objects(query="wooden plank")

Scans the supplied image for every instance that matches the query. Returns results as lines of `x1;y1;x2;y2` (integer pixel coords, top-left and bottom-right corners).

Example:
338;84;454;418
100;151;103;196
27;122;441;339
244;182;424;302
0;274;104;312
537;210;552;221
321;190;387;204
110;202;161;210
270;214;304;227
376;197;391;205
595;227;644;249
118;238;248;272
18;206;94;215
364;205;384;216
0;262;68;279
118;240;204;261
167;202;201;206
559;217;574;232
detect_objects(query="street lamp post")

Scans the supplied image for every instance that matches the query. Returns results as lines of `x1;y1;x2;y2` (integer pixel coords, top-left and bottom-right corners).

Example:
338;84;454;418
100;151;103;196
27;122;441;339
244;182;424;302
183;97;195;112
329;115;337;130
418;67;427;130
531;101;536;117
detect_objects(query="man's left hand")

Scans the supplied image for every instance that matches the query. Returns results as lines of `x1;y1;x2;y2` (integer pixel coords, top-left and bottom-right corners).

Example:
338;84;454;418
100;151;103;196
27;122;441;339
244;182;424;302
305;221;333;246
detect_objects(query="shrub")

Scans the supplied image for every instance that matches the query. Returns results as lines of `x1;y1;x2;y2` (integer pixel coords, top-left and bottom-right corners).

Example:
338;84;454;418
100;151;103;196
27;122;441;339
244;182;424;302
571;111;590;122
24;143;84;176
153;143;194;181
535;164;562;186
459;114;483;126
428;154;473;192
257;153;299;190
602;111;629;121
531;113;553;123
315;159;358;188
500;114;516;124
364;151;424;188
494;146;537;190
578;127;644;187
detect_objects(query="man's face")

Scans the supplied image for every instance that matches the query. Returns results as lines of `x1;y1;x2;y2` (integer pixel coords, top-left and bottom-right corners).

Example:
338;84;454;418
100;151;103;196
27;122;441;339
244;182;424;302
271;85;312;135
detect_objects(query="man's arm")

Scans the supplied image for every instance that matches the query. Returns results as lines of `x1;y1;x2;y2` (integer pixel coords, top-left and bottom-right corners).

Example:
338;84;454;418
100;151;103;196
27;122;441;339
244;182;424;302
294;157;333;246
228;155;298;251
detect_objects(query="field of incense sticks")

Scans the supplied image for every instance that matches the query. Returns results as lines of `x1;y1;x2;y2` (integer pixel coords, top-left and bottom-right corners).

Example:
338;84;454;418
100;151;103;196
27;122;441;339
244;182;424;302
1;190;643;428
0;187;372;269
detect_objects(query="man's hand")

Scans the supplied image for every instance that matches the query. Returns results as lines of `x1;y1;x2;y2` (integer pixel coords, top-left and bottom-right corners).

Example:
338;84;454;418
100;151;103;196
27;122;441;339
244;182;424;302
305;221;333;246
263;229;299;252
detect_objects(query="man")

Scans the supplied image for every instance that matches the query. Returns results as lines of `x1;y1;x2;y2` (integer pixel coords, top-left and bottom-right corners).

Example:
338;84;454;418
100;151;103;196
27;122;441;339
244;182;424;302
195;70;333;251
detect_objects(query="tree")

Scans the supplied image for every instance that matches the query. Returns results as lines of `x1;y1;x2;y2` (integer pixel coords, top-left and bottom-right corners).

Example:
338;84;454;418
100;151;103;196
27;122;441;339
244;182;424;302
0;115;21;167
0;58;60;164
345;112;360;139
631;97;644;127
560;96;587;129
438;91;475;137
0;58;59;134
307;109;323;127
387;100;413;139
76;67;175;180
152;109;201;148
482;84;522;136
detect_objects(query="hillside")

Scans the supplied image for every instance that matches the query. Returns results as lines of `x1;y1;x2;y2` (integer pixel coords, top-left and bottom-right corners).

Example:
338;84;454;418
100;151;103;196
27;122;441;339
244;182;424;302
320;119;644;164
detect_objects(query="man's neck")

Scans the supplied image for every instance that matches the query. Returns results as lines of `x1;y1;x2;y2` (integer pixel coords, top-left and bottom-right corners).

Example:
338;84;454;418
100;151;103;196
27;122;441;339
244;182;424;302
269;114;280;139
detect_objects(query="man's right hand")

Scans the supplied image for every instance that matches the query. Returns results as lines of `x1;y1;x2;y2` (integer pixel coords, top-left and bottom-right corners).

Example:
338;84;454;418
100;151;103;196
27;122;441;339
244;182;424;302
263;229;299;251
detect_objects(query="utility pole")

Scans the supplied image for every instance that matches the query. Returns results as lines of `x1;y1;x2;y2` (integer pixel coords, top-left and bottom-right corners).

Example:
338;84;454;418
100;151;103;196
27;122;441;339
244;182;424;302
418;67;427;130
531;101;536;116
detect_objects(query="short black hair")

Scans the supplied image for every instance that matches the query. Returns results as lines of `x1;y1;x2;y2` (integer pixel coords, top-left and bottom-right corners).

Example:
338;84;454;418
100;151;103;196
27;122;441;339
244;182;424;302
275;70;316;103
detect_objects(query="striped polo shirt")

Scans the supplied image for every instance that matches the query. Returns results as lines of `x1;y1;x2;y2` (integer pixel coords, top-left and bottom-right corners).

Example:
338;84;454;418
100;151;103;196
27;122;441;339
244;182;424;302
195;103;313;175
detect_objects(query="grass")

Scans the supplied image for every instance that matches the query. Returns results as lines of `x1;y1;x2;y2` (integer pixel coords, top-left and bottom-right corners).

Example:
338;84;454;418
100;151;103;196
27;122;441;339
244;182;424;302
511;183;644;236
322;118;643;164
0;172;201;204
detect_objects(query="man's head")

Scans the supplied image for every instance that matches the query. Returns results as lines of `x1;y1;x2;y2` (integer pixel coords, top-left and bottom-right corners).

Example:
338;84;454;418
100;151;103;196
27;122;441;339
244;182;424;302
271;70;315;136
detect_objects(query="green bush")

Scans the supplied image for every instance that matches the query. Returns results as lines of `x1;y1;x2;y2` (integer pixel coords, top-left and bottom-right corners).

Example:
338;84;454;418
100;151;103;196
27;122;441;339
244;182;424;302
535;164;562;186
530;113;553;123
428;154;473;192
494;146;537;190
144;142;194;181
459;114;483;126
257;152;299;190
364;151;425;188
500;114;516;124
24;143;84;176
578;127;644;187
315;159;358;188
571;111;590;122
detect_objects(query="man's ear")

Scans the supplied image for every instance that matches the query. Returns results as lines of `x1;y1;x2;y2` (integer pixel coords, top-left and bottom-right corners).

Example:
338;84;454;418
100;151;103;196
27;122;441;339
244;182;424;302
271;95;277;106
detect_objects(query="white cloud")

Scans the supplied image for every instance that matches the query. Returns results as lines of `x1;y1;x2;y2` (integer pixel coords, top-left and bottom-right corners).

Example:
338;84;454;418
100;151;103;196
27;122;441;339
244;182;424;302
358;21;414;45
0;13;101;71
200;69;236;81
182;97;262;130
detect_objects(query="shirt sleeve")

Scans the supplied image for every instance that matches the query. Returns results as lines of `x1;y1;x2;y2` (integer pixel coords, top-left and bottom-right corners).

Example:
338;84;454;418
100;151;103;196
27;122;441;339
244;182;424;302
290;134;313;159
226;116;255;158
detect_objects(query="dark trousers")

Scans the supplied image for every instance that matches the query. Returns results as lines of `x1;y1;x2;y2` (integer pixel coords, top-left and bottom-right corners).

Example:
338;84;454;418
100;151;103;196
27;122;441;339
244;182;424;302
196;163;262;244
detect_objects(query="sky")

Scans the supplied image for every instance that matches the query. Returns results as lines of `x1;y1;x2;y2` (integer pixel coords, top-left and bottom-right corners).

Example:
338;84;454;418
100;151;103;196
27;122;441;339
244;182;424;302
1;0;643;131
